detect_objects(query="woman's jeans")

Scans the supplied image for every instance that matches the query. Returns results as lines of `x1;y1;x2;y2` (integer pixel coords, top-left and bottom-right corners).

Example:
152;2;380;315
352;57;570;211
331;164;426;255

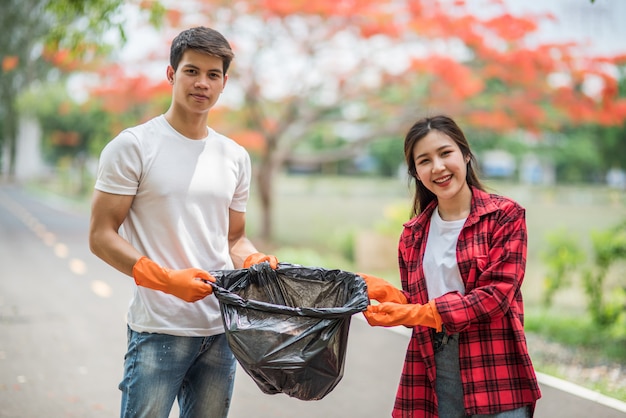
119;327;236;418
434;331;529;418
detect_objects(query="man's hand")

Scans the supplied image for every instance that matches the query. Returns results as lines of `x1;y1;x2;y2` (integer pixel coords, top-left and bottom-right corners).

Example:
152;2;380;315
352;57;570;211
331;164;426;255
363;300;442;331
357;273;408;304
243;252;279;269
132;256;215;303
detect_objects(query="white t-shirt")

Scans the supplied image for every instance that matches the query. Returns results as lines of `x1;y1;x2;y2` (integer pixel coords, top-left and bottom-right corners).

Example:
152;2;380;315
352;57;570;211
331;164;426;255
423;207;466;300
95;115;251;336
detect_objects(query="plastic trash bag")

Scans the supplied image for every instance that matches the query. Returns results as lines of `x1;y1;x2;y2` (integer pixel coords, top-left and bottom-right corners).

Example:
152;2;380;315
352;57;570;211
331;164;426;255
210;263;368;401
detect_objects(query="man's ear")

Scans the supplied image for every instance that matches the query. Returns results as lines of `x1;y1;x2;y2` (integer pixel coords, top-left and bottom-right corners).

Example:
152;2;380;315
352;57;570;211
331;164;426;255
166;65;175;84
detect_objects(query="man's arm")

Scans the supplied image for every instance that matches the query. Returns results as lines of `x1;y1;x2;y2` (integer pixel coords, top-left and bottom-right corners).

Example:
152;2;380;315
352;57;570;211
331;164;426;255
89;190;214;302
89;190;142;276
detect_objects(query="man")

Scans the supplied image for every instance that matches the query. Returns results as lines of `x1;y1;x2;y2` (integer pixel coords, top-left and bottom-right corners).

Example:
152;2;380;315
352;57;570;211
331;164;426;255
89;26;277;417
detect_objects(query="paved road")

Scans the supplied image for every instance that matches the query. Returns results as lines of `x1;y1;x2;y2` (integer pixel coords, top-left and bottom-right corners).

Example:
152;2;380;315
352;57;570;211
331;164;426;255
1;184;624;417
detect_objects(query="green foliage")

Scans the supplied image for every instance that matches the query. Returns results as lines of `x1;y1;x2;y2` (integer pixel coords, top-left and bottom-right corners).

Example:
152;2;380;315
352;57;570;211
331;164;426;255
274;246;354;271
45;0;124;53
16;83;116;195
540;229;585;307
465;129;526;157
374;203;412;237
1;0;164;178
526;312;597;348
368;136;404;177
17;74;173;170
544;129;604;183
328;228;357;264
549;112;626;182
525;310;626;363
585;225;626;325
1;0;53;175
526;309;625;404
541;221;626;329
17;84;111;163
290;126;350;174
44;0;165;56
595;124;626;170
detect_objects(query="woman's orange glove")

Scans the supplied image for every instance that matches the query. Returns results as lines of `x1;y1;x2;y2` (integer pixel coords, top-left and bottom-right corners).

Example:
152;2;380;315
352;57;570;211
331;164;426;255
243;252;279;269
132;256;215;303
363;299;442;331
358;273;408;304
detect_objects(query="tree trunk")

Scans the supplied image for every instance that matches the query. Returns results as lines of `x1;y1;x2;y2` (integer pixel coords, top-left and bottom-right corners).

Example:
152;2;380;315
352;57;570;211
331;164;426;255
0;131;4;178
7;105;17;181
256;154;275;242
0;91;18;182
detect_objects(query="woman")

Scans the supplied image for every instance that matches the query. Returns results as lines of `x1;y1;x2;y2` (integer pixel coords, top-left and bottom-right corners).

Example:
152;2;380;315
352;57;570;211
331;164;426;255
360;115;541;417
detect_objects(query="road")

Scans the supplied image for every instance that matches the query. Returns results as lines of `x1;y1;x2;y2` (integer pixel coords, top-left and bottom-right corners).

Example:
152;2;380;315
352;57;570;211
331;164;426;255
1;184;624;418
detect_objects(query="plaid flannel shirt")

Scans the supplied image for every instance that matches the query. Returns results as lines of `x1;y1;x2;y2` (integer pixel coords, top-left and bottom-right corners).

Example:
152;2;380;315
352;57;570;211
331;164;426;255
393;187;541;417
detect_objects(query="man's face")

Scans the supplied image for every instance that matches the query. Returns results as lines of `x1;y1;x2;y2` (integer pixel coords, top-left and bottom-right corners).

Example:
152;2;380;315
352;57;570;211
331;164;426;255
167;49;227;115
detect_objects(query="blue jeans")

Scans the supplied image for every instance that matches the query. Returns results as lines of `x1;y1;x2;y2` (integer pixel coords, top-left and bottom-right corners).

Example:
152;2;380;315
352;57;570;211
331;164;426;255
434;331;529;418
119;328;236;418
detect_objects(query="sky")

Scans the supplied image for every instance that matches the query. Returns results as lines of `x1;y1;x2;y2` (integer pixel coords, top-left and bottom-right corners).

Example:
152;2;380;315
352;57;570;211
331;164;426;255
504;0;626;55
69;0;626;103
116;0;626;66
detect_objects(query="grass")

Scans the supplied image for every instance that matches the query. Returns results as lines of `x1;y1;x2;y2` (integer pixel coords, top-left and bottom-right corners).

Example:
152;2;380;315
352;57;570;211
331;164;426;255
525;311;626;362
525;310;626;402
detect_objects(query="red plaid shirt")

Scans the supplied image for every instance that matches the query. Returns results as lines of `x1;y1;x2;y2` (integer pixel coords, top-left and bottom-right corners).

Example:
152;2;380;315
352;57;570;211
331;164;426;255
393;187;541;417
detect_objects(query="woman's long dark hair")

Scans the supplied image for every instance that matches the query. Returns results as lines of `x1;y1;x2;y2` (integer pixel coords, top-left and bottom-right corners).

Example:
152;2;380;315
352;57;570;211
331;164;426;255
404;115;485;217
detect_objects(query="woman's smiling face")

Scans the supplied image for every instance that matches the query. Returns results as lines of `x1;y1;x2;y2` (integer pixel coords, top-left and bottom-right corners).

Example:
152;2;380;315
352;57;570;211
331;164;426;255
412;130;470;205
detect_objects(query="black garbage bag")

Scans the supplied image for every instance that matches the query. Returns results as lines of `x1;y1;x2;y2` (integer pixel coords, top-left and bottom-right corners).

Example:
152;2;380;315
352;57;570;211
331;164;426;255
210;263;368;401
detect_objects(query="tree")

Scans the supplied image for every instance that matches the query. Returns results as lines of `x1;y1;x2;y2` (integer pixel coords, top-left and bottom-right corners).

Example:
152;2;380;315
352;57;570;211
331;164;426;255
17;83;117;194
0;0;163;181
1;0;50;180
588;61;626;172
87;64;172;152
87;0;626;241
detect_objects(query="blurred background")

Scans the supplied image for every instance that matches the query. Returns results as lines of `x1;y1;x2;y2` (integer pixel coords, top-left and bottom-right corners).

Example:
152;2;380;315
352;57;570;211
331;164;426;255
1;0;625;412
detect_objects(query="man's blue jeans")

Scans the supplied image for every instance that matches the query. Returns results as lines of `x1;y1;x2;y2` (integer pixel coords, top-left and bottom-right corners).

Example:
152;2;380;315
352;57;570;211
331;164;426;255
434;331;529;418
119;327;236;418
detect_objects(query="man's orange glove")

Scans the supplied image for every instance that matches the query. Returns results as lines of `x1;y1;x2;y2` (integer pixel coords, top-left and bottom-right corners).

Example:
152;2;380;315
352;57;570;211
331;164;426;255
243;252;279;269
363;299;442;331
358;273;408;304
132;256;215;303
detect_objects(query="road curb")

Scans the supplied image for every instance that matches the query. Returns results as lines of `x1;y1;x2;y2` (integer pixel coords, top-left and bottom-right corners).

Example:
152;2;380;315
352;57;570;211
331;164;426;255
535;371;626;413
356;316;626;414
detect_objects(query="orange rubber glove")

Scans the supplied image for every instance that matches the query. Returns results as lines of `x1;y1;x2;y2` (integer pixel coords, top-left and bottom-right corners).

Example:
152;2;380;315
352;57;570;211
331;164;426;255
243;252;279;269
358;273;408;304
132;256;215;303
363;299;442;331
